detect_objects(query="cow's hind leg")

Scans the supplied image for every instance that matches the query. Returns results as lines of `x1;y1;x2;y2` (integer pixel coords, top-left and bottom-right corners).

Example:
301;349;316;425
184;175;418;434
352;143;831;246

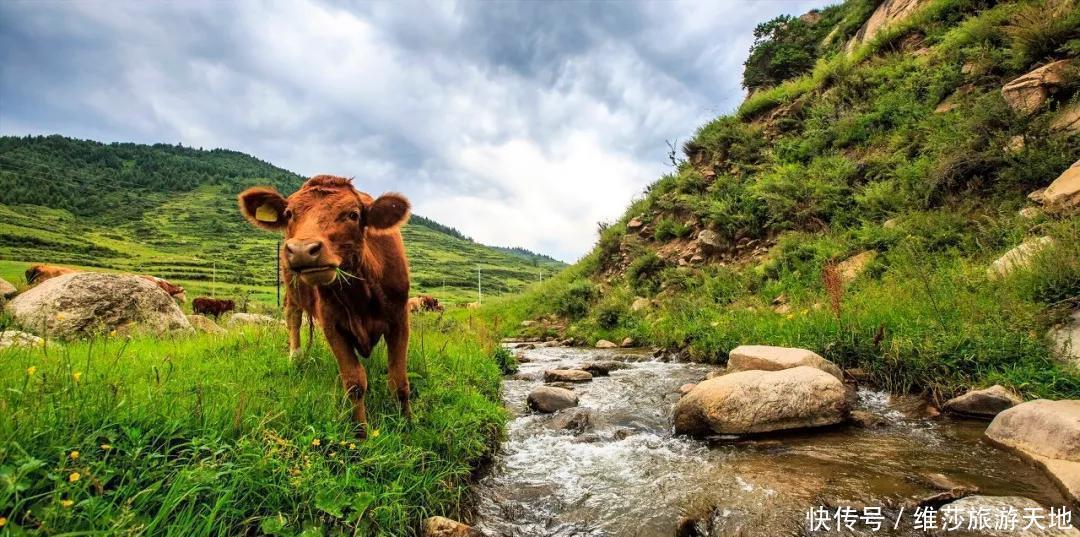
385;318;411;418
323;325;370;434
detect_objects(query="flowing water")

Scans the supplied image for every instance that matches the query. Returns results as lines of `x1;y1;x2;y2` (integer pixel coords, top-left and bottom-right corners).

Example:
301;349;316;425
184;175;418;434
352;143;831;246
470;346;1068;537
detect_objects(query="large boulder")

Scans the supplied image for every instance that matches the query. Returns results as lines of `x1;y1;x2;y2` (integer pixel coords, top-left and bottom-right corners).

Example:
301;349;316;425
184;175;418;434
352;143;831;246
674;366;849;436
1049;310;1080;367
726;345;843;380
0;277;16;299
987;236;1055;280
1041;160;1080;212
543;369;593;383
0;330;45;350
186;314;226;335
527;386;579;413
1001;60;1072;116
421;516;483;537
985;399;1080;504
696;229;724;253
595;339;617;349
846;0;929;51
5;272;190;339
942;385;1021;418
932;496;1080;536
1051;103;1080;135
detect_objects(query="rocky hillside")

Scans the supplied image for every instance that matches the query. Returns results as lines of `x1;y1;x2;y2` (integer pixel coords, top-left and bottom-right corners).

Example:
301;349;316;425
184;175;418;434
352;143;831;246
491;0;1080;399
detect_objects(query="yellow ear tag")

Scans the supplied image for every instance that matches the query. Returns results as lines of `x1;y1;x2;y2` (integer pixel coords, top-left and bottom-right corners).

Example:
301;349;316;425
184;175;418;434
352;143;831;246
255;204;279;222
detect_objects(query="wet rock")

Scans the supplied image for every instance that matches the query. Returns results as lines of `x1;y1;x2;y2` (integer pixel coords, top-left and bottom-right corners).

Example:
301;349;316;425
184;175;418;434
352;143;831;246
527;386;579;413
516;343;536;350
850;410;886;428
225;313;282;327
985;399;1080;504
987;236;1055;280
931;496;1080;536
620;336;635;348
1040;159;1080;212
1001;59;1072;116
509;372;540;381
548;407;592;433
595;339;617;349
6;272;191;339
543;369;593;383
537;340;559;348
1049;310;1080;367
704;369;725;380
580;361;625;376
0;277;16;299
421;516;483;537
674;366;849;436
916;472;975;493
943;385;1022;418
677;383;698;396
186;314;226;335
0;330;45;349
726;345;843;380
559;338;574;347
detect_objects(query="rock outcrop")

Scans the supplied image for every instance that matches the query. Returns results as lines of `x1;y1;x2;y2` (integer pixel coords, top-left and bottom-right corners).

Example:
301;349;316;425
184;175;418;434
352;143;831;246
5;272;190;339
942;385;1022;418
846;0;929;51
0;330;45;349
1051;103;1080;135
527;386;579;413
1049;310;1080;367
726;345;843;380
1040;160;1080;212
1001;60;1072;116
674;366;849;436
987;236;1055;279
985;399;1080;504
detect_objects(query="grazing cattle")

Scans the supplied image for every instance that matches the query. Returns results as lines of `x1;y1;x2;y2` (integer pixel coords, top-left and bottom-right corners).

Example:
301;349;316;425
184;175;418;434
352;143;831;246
140;275;186;303
192;297;236;317
238;175;412;433
419;294;443;312
407;296;424;313
25;264;76;286
466;302;480;309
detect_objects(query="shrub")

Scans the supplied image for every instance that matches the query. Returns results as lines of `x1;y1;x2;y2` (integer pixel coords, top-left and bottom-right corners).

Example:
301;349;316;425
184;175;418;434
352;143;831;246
653;217;692;242
627;253;666;295
1004;0;1080;68
595;301;625;330
554;278;598;319
492;346;518;375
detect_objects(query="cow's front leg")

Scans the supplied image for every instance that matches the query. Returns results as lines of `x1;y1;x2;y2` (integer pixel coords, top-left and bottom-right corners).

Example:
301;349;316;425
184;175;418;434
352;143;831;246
322;324;369;434
385;317;411;418
285;304;303;361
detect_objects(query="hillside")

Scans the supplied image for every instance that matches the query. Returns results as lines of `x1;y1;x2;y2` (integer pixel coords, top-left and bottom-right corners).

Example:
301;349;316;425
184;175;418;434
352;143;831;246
489;0;1080;399
0;135;564;303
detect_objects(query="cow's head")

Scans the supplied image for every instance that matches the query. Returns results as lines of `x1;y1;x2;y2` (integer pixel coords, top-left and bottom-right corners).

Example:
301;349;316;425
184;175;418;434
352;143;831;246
238;175;410;286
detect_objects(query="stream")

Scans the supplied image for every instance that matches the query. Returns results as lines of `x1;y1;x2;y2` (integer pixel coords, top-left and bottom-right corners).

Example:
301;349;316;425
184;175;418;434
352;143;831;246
470;345;1069;537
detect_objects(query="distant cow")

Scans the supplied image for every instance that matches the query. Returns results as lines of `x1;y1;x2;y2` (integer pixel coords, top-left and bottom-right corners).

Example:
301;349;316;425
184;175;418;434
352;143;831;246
418;294;443;312
139;275;186;303
25;264;76;286
239;174;412;434
193;297;235;317
407;296;424;313
466;302;480;309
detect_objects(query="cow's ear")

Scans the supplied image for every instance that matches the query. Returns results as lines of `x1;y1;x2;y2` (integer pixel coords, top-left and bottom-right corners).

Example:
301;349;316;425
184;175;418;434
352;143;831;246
238;187;288;231
367;193;410;230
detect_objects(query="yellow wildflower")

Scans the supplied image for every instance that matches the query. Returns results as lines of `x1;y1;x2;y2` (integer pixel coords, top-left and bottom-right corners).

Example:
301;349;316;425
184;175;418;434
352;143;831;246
348;443;356;450
100;444;112;451
69;472;80;483
289;468;301;476
26;366;37;376
311;438;320;447
60;499;74;508
0;517;7;527
369;429;381;439
69;451;79;460
72;372;82;383
338;440;346;446
109;330;117;337
330;452;337;458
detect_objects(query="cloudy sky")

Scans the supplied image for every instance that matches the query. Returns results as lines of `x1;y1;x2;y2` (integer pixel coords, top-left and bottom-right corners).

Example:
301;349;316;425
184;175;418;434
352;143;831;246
1;0;828;262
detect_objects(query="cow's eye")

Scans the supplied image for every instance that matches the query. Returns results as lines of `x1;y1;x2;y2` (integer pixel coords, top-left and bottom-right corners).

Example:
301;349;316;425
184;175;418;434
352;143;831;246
347;209;361;222
282;208;293;220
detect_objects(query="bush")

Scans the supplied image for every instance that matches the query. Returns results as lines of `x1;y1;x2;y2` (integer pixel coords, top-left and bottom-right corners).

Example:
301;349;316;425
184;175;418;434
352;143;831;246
554;278;598;319
1004;0;1080;68
492;346;518;375
653;217;692;241
627;254;666;295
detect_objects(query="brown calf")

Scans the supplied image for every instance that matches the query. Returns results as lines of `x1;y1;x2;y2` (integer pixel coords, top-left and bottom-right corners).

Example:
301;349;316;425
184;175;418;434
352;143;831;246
419;294;443;312
407;296;424;313
25;264;76;286
238;175;412;433
193;297;236;317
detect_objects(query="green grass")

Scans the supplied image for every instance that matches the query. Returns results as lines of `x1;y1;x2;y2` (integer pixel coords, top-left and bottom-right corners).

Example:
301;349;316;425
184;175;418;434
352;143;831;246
0;313;505;536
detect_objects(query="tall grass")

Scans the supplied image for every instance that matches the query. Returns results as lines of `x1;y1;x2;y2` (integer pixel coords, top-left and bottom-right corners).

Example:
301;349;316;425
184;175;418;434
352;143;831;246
0;316;505;535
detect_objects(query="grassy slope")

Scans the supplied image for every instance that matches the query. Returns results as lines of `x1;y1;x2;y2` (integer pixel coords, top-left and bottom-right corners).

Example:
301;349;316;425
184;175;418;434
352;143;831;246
481;0;1080;400
0;136;564;306
0;313;508;536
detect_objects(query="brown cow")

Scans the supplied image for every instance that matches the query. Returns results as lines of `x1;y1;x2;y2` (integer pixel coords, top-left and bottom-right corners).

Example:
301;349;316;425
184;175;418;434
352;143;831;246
25;264;76;286
238;175;412;433
407;296;424;313
193;297;235;317
140;275;186;303
419;294;443;312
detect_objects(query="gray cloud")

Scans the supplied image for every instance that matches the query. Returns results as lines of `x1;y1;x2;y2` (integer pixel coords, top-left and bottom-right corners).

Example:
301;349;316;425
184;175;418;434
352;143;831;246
0;0;829;262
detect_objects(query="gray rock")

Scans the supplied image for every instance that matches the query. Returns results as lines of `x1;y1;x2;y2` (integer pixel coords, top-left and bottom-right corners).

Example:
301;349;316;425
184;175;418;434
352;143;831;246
985;399;1080;504
549;407;593;433
544;369;593;383
943;385;1022;418
5;272;190;339
527;386;579;413
727;345;843;380
595;339;617;349
0;330;45;349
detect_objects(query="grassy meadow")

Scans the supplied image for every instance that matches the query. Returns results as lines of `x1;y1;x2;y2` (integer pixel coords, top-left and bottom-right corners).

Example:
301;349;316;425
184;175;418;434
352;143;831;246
0;312;506;536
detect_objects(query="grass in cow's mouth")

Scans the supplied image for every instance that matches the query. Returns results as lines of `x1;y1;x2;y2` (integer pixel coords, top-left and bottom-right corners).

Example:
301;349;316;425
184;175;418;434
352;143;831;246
0;315;506;535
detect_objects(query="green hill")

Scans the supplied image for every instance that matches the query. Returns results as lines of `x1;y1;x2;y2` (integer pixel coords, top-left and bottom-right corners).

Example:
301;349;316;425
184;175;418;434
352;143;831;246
488;0;1080;399
0;135;564;304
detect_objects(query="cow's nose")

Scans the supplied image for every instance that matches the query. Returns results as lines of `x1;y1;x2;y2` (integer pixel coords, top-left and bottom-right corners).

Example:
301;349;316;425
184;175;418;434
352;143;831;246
285;239;324;267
